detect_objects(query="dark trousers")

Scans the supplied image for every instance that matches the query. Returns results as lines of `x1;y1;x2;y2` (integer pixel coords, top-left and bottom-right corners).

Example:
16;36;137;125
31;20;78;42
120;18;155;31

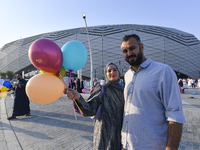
192;83;195;88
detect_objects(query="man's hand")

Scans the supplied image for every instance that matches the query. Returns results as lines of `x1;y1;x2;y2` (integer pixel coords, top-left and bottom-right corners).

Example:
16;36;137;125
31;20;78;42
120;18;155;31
165;121;183;150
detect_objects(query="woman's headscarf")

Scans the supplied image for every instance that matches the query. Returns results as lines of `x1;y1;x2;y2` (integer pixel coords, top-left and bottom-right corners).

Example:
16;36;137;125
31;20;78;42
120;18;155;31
104;62;124;91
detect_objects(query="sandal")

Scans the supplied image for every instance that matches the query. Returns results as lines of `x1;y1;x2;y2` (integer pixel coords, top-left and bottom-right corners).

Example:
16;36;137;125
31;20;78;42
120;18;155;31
25;112;31;116
7;116;16;120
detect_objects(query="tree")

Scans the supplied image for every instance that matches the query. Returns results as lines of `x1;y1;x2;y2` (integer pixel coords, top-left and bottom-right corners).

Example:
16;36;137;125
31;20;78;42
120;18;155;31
0;70;14;79
5;70;14;80
1;72;6;79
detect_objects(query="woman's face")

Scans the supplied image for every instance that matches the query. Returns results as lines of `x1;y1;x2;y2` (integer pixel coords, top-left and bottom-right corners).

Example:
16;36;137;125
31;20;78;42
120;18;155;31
106;64;119;82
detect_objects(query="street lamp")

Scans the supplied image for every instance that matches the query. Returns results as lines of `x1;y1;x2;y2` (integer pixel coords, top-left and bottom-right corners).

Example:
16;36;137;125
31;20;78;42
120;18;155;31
82;13;93;90
123;64;126;75
95;68;96;79
177;68;180;79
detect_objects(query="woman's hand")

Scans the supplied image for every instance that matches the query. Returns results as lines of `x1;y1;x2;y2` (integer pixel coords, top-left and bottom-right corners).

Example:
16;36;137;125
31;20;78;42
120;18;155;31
64;89;80;101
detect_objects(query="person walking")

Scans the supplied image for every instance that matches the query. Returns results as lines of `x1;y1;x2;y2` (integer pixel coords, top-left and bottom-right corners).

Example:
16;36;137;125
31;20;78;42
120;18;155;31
76;78;81;93
65;63;124;150
83;79;87;89
191;78;195;88
73;77;77;90
178;79;184;93
7;73;30;120
183;78;187;89
120;34;186;150
198;78;200;87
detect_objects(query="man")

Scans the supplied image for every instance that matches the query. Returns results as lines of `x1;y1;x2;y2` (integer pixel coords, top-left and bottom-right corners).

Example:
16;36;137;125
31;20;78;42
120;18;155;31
7;73;30;120
191;78;195;88
120;34;186;150
83;79;87;89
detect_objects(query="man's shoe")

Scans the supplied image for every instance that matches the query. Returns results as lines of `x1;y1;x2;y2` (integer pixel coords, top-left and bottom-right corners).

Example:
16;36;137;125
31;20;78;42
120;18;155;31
25;112;31;116
7;116;16;120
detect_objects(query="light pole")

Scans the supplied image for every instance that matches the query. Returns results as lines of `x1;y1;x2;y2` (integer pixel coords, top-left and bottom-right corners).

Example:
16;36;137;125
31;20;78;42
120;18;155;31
177;68;180;79
82;13;93;90
123;64;126;75
95;68;96;79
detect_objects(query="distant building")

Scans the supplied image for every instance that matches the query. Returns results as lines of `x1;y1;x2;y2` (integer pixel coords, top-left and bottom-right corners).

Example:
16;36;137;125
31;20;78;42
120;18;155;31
0;24;200;79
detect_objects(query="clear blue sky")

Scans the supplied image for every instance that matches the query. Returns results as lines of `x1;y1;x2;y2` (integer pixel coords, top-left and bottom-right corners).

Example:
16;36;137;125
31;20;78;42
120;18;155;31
0;0;200;48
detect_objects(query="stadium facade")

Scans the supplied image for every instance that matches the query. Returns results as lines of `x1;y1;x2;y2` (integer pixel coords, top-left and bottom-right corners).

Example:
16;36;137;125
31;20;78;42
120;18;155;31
0;24;200;79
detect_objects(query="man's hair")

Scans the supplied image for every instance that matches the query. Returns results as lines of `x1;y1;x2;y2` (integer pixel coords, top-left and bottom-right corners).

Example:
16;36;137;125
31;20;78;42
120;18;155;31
121;34;142;45
17;72;22;76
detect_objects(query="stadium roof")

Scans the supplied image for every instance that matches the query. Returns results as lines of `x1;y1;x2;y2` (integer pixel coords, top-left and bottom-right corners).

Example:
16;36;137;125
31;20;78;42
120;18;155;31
1;24;200;79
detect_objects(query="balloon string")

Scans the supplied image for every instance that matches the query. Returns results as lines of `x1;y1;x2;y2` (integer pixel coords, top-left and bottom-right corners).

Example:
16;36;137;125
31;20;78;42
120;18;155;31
69;70;77;120
58;73;83;117
69;70;72;91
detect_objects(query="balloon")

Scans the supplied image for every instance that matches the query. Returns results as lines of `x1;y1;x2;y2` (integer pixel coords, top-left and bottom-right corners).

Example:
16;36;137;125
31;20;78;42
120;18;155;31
3;80;11;88
40;66;66;77
193;91;197;95
61;41;88;72
40;70;55;75
0;92;7;98
40;66;66;88
82;89;87;93
26;74;65;104
0;86;7;92
29;39;63;73
0;79;4;86
59;66;66;77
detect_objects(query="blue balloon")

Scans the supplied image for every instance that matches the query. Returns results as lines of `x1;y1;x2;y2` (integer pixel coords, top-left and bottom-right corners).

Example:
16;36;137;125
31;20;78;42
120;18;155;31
61;41;88;72
3;80;11;88
193;91;197;95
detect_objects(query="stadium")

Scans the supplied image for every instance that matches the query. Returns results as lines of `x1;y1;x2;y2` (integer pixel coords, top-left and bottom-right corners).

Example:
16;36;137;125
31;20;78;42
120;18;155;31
0;24;200;80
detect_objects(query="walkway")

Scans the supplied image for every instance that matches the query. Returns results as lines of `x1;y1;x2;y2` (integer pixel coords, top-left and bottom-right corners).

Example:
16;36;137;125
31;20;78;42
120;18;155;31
0;87;200;150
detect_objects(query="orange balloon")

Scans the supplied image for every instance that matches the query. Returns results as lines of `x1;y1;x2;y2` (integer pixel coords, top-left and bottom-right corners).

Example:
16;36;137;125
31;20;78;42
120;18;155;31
26;74;65;104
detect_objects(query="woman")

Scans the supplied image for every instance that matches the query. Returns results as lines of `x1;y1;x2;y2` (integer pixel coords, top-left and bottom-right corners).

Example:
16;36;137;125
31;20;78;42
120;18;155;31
178;79;184;93
66;63;124;150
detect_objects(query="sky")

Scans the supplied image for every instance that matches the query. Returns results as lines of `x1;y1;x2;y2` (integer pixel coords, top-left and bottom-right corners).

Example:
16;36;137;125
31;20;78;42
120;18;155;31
0;0;200;48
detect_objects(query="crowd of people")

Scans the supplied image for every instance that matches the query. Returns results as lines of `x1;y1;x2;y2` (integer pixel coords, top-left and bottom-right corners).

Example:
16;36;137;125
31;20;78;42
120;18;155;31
178;77;200;93
69;77;87;93
6;33;196;149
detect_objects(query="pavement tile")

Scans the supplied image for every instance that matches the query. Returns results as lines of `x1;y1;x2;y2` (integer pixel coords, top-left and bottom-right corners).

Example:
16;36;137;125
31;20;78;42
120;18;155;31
0;87;200;150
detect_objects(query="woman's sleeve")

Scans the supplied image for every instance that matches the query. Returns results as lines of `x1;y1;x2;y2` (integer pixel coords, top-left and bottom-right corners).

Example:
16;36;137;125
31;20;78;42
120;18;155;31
75;85;102;117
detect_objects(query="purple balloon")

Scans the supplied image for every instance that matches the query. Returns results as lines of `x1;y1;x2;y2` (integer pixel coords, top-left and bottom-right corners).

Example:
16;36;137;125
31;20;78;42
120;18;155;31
29;39;63;73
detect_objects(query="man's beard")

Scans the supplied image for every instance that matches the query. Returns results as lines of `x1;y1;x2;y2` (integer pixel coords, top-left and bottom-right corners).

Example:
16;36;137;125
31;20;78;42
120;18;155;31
125;48;143;66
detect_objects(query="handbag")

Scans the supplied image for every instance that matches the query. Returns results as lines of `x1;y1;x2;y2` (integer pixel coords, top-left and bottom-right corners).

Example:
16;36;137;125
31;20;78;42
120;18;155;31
91;85;104;120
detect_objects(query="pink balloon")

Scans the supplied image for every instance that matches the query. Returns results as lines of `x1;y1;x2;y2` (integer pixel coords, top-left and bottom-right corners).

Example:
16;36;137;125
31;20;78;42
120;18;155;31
82;89;87;93
29;39;63;73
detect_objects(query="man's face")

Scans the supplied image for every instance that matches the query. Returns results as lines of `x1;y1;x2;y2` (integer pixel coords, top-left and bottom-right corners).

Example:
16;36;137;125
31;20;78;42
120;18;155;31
121;38;144;66
16;74;22;80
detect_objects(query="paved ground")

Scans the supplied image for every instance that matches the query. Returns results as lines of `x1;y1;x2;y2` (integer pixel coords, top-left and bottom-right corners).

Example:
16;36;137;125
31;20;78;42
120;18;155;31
0;87;200;150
